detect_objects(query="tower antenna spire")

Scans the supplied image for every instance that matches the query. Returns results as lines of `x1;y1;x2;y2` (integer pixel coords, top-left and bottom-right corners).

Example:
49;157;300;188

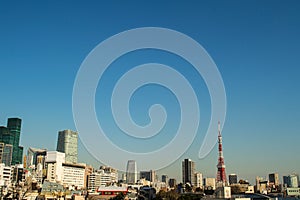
216;121;227;186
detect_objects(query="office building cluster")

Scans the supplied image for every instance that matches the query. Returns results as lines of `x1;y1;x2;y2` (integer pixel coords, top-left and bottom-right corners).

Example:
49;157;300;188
0;118;23;166
0;117;299;199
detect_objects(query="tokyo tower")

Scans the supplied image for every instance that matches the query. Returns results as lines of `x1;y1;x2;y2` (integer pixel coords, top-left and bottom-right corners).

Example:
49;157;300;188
216;121;227;185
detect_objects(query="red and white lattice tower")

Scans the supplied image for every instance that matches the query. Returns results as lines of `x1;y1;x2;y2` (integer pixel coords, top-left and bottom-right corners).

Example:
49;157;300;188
216;121;227;185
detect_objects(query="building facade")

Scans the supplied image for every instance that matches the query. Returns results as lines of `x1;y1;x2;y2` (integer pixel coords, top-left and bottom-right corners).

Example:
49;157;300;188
229;174;238;185
140;170;156;182
62;163;85;189
45;151;65;183
56;130;78;163
194;172;203;188
0;163;11;186
0;143;13;166
27;147;47;168
88;167;118;191
269;173;279;186
0;118;23;165
182;158;195;185
126;160;137;184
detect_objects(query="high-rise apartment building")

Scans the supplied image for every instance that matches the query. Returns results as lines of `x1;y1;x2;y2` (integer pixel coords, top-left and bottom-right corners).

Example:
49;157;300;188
0;118;23;165
194;172;203;188
126;160;137;184
56;130;78;163
182;158;195;185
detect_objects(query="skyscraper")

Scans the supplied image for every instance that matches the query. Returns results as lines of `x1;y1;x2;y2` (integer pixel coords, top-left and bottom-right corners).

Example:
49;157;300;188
0;143;13;166
269;173;279;186
182;158;195;185
216;121;227;185
126;160;137;184
56;130;78;163
0;118;23;165
229;174;238;185
140;170;156;182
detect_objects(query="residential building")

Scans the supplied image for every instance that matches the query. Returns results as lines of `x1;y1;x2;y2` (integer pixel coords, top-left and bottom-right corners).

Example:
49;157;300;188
56;130;78;163
194;172;203;188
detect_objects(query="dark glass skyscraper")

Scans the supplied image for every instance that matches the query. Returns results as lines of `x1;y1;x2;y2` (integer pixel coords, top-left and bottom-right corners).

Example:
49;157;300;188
182;158;195;185
0;118;23;165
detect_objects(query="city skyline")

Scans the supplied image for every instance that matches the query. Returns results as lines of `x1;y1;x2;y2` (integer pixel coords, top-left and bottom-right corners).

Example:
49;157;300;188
0;1;300;184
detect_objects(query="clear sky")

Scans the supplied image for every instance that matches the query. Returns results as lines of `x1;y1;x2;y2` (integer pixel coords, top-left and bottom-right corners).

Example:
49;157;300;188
0;1;300;184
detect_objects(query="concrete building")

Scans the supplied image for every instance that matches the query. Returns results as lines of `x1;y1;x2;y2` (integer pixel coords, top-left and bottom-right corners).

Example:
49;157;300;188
182;158;195;185
126;160;137;184
0;163;11;186
88;167;118;191
204;177;216;190
194;172;203;188
45;151;65;183
27;147;47;168
84;165;93;188
12;164;24;183
56;130;78;163
45;151;86;188
62;163;85;189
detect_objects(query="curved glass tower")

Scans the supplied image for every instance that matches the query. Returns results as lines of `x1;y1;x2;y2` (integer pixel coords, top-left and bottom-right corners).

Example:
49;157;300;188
126;160;137;184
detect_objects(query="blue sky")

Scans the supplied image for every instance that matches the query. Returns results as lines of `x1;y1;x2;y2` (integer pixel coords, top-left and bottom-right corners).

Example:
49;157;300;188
0;1;300;184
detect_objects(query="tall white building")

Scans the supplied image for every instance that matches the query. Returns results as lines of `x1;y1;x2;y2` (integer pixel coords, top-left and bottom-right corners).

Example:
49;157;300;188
126;160;137;184
194;172;203;188
0;163;11;186
45;151;65;183
45;151;86;189
56;130;78;163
